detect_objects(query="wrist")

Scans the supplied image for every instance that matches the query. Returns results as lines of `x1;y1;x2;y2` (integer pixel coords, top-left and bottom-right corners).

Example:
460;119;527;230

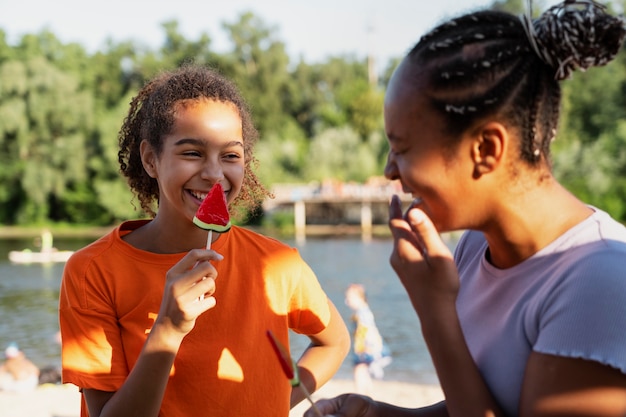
144;321;186;354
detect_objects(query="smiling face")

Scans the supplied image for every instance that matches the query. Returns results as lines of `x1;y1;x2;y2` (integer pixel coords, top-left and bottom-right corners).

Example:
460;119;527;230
383;59;479;232
141;98;245;229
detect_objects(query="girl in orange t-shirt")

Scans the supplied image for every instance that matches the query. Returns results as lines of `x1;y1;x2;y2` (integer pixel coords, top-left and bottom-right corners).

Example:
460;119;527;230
59;64;349;417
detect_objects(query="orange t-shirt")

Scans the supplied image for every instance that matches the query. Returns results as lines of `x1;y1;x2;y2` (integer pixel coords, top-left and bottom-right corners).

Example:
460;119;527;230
59;220;331;417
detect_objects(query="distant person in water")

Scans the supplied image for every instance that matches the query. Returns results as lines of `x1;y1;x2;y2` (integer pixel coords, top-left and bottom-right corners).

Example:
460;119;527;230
345;284;392;395
0;343;40;393
40;229;53;252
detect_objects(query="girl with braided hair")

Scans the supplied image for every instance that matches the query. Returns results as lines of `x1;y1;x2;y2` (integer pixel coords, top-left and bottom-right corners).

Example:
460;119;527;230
59;63;349;417
305;1;626;416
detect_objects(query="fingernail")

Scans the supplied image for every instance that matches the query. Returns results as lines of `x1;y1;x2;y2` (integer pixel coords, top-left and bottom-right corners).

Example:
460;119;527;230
409;209;426;225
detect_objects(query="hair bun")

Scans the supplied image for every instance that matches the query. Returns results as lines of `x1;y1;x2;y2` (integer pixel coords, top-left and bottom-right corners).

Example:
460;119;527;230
529;0;626;80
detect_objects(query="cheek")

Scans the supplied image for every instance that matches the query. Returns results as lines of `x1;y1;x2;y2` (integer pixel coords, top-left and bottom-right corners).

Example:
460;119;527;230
231;164;245;183
225;164;245;192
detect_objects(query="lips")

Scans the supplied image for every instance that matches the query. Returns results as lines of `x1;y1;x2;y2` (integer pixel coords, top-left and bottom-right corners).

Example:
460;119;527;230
189;188;230;203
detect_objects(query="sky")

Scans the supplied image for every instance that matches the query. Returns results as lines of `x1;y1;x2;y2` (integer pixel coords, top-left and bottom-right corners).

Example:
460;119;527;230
0;0;560;69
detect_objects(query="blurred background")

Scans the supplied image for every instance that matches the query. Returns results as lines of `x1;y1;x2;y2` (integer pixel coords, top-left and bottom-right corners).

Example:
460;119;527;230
0;0;625;388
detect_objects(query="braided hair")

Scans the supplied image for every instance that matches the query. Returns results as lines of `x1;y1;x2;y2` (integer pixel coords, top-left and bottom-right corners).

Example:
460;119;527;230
117;64;270;217
406;0;625;165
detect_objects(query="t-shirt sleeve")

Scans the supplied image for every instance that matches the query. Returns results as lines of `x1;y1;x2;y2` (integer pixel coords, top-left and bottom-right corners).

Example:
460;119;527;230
533;249;626;374
59;254;129;391
286;251;331;336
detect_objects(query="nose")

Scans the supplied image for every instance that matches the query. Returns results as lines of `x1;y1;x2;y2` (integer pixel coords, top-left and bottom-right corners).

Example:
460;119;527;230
384;152;399;181
200;159;224;183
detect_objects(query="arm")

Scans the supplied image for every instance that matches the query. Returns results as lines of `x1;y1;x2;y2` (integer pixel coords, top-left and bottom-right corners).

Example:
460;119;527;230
291;298;351;408
387;196;504;417
305;196;501;417
83;249;222;417
520;352;626;416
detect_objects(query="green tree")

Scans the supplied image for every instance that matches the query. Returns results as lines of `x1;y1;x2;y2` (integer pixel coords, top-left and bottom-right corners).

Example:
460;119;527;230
0;57;93;223
303;126;379;182
220;11;295;137
552;41;626;222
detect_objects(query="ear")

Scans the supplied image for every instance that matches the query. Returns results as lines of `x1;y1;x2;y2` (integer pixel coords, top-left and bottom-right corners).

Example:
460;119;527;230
470;122;507;179
140;140;158;178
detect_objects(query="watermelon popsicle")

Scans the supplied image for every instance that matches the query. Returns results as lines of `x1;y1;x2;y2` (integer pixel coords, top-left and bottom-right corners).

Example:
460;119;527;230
266;330;323;417
193;183;232;249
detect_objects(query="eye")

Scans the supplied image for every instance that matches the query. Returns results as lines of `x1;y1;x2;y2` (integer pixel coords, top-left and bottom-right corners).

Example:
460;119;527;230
390;147;406;157
181;149;202;158
223;151;242;161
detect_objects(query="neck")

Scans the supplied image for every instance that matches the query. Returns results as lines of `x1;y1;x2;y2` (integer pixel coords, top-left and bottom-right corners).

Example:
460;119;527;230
482;180;592;269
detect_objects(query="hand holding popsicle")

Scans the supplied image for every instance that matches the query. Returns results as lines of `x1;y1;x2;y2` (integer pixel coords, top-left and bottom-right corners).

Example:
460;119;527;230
266;330;323;417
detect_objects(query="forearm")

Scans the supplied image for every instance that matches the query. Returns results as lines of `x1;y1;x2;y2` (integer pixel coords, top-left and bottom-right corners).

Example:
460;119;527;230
419;308;504;417
93;324;184;417
292;338;349;407
292;300;350;407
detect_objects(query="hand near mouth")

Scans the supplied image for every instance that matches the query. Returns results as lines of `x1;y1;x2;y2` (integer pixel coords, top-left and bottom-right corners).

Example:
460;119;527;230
388;194;459;316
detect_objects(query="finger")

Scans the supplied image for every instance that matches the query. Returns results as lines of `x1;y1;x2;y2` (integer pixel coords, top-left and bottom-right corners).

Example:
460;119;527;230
388;199;424;260
403;197;424;222
188;277;218;314
195;295;217;310
166;259;218;304
173;249;224;275
192;276;216;302
388;194;403;220
191;259;218;282
406;208;452;258
180;263;216;292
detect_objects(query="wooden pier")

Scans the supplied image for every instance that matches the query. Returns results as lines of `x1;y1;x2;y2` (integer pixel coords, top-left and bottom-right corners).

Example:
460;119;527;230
263;180;413;242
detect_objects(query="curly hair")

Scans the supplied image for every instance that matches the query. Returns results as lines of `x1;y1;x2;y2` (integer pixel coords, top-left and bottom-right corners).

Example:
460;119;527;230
406;0;625;166
117;64;270;218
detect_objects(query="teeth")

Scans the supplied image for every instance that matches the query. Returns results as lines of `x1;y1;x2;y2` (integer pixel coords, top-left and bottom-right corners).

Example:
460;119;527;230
191;191;207;201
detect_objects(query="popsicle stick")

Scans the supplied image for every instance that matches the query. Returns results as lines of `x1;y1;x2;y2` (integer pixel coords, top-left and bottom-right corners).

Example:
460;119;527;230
196;230;213;302
299;383;323;417
206;230;213;250
266;330;323;417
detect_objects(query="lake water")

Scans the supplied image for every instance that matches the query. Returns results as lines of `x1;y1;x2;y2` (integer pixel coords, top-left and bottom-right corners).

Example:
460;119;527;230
0;232;459;385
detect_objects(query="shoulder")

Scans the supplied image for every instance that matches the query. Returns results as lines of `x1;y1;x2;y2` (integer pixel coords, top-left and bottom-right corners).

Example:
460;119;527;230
66;220;151;267
454;230;487;266
65;226;119;272
229;226;298;254
590;208;626;247
62;221;145;295
534;211;626;314
556;209;626;274
227;226;309;273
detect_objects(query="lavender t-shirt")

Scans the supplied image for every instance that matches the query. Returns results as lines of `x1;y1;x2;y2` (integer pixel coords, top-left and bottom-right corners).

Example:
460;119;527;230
454;208;626;416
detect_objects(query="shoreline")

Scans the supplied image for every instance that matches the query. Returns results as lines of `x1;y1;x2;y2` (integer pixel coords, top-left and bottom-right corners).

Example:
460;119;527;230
0;379;444;417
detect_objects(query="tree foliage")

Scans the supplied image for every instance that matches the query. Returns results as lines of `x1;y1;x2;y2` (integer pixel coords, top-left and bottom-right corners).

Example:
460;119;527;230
0;5;625;225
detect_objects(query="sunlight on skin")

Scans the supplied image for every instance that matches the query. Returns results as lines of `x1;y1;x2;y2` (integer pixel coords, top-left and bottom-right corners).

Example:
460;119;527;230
534;388;626;415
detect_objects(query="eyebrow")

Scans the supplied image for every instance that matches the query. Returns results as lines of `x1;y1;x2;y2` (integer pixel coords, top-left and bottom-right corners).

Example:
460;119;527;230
174;138;244;148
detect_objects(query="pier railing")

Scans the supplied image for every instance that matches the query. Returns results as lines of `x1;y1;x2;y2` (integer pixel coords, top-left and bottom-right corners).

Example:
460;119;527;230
263;179;413;242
